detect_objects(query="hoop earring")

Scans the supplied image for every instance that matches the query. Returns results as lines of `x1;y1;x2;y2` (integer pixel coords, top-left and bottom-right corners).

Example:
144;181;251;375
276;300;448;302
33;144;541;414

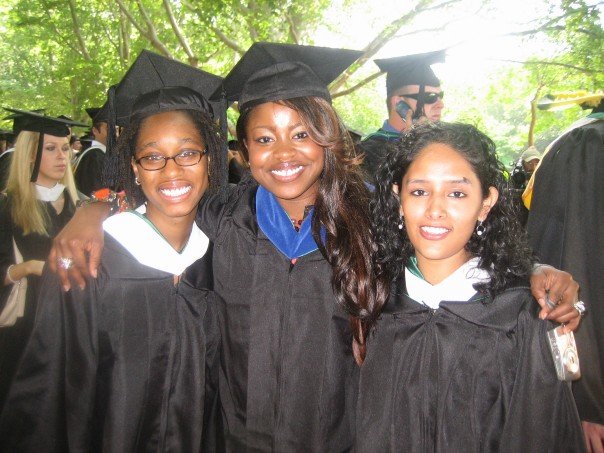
398;215;404;230
135;177;140;186
475;220;485;236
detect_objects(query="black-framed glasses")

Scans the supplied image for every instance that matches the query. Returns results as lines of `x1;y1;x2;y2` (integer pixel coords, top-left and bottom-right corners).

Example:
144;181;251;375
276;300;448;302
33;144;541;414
134;149;206;171
401;91;444;104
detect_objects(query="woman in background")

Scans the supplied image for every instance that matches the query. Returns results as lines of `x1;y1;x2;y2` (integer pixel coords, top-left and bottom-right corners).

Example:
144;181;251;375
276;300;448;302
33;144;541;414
0;111;81;410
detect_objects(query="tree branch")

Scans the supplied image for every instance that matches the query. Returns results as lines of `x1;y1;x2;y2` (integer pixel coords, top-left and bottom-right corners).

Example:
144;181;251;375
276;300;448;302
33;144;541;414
39;2;81;57
285;12;300;44
181;0;245;55
67;0;91;60
162;0;198;66
332;71;383;98
115;0;173;58
135;0;173;58
243;0;260;41
210;25;246;54
119;8;131;64
330;0;463;93
497;58;603;75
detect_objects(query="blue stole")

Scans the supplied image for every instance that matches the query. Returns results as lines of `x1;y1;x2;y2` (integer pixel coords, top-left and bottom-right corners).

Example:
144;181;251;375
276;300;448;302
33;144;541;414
256;186;322;260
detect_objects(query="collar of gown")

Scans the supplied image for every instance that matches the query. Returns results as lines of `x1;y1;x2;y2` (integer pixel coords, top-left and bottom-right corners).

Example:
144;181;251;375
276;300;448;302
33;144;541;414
405;257;490;309
103;204;209;275
255;185;324;260
35;183;65;202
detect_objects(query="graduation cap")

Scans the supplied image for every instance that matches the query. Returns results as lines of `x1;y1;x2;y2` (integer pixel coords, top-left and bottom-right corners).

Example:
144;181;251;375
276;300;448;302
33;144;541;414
214;42;362;110
0;128;15;143
3;108;87;181
85;103;110;124
57;114;90;131
112;49;223;126
101;49;226;190
374;49;446;96
4;108;46;134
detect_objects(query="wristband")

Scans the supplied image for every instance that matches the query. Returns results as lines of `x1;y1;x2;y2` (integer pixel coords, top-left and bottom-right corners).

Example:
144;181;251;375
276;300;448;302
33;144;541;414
6;264;20;285
76;189;129;215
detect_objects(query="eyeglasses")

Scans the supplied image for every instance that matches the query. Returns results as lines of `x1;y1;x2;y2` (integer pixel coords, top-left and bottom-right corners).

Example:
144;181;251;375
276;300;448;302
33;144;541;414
400;91;444;104
134;149;206;171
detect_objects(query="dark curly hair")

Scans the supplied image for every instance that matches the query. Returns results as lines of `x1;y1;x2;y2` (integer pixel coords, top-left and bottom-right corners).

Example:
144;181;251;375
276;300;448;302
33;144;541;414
111;109;225;207
236;97;391;355
371;122;535;318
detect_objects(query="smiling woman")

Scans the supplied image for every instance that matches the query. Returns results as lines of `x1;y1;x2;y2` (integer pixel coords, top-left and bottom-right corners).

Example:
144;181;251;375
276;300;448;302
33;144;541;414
239;101;325;221
0;52;225;451
357;122;585;452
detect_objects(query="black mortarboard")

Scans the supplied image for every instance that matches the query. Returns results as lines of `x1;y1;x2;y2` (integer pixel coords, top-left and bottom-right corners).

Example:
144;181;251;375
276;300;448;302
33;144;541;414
3;108;87;181
375;49;446;96
85;103;109;123
0;128;15;142
112;49;223;126
102;50;226;191
214;42;362;110
58;114;90;130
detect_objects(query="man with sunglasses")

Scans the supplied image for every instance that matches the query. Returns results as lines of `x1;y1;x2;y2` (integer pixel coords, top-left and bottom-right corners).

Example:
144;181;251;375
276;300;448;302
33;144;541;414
359;50;445;181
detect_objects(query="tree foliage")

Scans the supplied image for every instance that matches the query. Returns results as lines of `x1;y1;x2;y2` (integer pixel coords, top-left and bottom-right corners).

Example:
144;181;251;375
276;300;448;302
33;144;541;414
0;0;601;159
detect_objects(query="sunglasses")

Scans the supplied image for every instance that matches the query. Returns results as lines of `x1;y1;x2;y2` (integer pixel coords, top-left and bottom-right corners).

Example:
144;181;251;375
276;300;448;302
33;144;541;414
401;91;444;104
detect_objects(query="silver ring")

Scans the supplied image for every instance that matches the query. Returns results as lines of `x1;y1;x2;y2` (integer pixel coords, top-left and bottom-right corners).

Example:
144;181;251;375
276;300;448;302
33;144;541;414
58;257;74;270
573;300;586;316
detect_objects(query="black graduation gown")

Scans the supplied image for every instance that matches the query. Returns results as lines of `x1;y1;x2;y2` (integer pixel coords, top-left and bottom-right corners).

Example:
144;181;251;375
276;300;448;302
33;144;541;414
0;192;77;410
0;151;12;190
358;128;400;182
0;234;221;452
356;280;586;453
74;146;105;196
196;178;358;452
527;119;604;425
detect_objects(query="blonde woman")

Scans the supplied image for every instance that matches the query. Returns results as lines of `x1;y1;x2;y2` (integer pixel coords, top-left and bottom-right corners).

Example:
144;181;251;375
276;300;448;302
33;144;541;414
0;110;82;410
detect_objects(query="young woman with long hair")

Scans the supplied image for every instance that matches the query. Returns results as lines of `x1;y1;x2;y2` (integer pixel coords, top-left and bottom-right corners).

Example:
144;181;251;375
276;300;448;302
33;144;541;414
356;122;585;452
0;113;81;410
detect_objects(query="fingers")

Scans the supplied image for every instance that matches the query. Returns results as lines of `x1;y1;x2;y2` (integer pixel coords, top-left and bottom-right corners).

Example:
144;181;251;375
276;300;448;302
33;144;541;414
88;238;104;278
51;237;89;291
548;275;579;308
529;265;581;322
582;421;604;453
529;265;549;309
562;316;581;334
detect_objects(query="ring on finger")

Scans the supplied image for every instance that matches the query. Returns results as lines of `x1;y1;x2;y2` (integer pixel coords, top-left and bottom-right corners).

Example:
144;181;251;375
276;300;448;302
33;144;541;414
58;257;74;270
573;300;586;316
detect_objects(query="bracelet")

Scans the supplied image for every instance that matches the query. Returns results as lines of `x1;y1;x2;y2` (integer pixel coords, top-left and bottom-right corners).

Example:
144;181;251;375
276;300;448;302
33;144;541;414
6;264;20;285
76;189;129;215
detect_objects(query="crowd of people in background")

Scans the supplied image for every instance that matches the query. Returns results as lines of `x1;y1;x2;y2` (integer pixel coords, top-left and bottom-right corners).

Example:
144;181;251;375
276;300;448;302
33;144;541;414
0;41;601;452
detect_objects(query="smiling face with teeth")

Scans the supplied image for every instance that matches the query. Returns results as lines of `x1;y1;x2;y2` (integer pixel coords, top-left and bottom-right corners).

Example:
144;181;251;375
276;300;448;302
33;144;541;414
243;102;324;220
132;110;208;242
400;143;498;284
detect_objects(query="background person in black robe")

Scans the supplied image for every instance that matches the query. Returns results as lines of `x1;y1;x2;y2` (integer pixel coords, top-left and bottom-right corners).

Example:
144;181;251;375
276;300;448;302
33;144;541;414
359;50;445;182
0;51;227;451
73;105;109;195
0;111;82;411
357;122;585;452
526;99;604;451
0;129;15;190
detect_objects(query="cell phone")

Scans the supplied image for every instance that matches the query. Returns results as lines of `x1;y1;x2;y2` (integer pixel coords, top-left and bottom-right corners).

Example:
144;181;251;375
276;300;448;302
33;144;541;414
395;100;413;121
